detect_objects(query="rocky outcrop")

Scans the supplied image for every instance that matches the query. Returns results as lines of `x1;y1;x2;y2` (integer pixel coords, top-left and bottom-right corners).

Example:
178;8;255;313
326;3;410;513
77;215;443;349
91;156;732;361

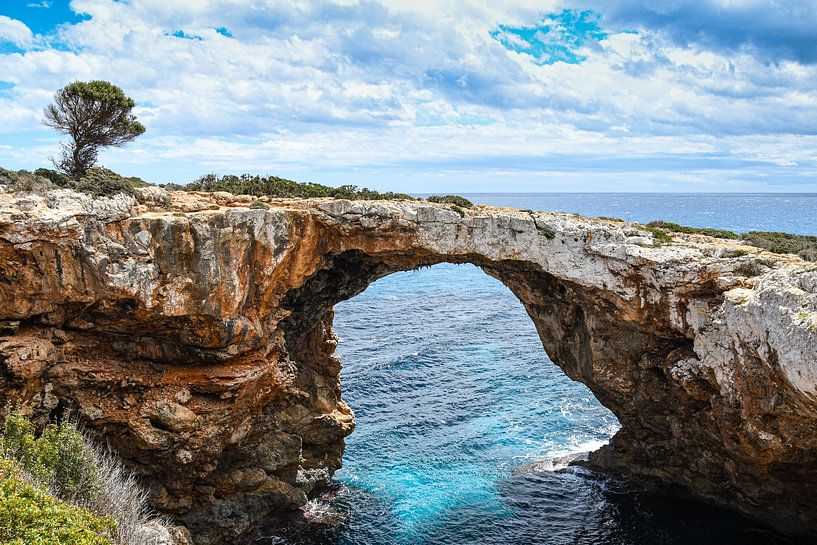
1;188;816;543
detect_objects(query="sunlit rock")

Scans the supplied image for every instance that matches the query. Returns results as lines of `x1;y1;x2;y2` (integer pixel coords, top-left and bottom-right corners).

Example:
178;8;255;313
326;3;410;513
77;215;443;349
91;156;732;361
1;188;815;543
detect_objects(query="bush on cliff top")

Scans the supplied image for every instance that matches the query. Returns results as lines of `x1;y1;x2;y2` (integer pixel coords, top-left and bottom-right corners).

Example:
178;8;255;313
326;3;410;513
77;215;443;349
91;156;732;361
647;220;817;262
3;165;474;207
647;220;739;240
741;231;817;262
173;173;415;201
1;166;148;197
72;167;150;197
426;194;474;208
1;412;173;545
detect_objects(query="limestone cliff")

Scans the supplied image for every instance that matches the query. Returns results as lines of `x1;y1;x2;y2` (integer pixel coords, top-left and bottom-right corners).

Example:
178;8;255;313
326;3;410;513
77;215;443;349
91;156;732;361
1;188;816;543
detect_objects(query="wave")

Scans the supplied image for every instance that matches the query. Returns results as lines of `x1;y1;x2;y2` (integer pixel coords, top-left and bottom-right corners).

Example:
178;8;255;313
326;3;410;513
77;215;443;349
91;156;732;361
513;437;612;474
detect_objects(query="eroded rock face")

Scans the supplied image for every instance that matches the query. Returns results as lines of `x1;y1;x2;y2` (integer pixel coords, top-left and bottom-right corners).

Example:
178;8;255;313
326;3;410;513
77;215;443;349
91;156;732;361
1;188;816;543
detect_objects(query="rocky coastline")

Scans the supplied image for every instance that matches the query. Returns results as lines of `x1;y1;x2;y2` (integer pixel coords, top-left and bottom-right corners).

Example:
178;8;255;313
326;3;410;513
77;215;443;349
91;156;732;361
1;187;816;543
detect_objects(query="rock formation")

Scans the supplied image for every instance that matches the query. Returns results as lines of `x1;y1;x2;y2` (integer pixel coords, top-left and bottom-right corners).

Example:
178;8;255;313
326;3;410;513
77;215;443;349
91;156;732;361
1;188;815;543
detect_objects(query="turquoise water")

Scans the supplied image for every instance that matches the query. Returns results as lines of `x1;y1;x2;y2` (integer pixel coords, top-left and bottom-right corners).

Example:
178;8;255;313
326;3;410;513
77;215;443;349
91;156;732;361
247;194;814;545
334;263;619;539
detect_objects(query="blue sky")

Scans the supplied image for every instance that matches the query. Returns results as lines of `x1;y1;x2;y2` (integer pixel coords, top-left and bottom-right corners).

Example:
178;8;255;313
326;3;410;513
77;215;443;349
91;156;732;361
0;0;816;192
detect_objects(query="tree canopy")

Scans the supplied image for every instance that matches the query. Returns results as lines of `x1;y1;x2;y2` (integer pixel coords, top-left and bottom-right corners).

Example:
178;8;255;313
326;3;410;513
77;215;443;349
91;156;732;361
43;80;145;179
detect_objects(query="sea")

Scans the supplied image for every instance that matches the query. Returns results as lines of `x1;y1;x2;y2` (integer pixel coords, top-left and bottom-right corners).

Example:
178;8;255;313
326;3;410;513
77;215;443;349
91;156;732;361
245;194;816;545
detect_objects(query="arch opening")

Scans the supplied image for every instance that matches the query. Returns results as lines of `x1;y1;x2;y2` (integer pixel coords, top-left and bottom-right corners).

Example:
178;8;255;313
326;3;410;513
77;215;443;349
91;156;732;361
332;263;619;531
252;260;784;545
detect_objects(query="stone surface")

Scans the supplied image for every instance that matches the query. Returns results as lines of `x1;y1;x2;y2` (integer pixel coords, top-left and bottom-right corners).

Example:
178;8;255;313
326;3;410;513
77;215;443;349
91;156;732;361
1;188;816;543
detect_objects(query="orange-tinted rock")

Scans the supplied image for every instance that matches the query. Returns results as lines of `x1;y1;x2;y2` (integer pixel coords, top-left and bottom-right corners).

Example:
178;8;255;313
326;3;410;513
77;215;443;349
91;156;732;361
1;188;816;543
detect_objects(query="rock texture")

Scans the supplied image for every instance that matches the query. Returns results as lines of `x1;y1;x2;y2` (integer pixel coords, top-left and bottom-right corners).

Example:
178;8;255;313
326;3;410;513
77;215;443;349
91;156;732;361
1;188;816;543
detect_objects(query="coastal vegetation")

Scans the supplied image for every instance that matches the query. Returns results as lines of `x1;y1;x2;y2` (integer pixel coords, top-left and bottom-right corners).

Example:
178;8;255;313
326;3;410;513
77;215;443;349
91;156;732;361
646;220;740;240
1;165;814;261
0;166;148;197
647;220;817;261
43;81;145;179
425;194;474;207
0;459;115;545
1;413;171;545
171;173;414;201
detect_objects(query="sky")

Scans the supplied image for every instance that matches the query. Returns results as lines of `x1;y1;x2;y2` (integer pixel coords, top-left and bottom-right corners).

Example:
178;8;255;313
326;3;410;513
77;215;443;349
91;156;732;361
0;0;816;192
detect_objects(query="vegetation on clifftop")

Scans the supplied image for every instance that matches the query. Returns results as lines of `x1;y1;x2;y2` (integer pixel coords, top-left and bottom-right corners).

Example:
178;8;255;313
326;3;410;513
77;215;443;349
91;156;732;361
0;166;148;197
43;80;145;179
425;194;474;208
646;220;740;240
647;220;817;261
170;173;415;201
1;164;814;261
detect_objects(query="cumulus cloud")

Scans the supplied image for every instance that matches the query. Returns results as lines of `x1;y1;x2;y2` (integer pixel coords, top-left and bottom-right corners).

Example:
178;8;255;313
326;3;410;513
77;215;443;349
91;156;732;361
0;0;814;190
0;16;34;49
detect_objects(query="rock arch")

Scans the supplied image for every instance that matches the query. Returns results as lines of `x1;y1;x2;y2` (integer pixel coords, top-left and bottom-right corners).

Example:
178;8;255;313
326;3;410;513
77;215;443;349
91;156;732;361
1;190;816;543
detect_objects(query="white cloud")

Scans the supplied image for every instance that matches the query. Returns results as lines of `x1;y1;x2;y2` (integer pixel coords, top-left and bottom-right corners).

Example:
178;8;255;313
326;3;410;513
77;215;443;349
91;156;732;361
0;0;814;191
0;16;34;49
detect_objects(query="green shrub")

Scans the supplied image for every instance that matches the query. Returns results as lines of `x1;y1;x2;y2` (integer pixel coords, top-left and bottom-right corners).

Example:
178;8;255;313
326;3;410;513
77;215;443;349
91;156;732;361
4;170;54;195
72;167;149;197
2;413;173;544
34;168;71;187
0;459;115;545
741;231;817;262
426;194;473;208
645;226;673;245
450;204;466;217
598;216;624;222
647;221;739;240
0;167;16;186
183;173;414;201
2;413;102;505
250;200;271;209
641;221;816;262
1;166;148;197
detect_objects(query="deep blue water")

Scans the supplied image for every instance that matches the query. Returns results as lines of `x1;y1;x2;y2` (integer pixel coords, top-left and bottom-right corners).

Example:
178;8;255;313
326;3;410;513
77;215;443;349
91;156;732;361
247;194;814;545
461;193;817;235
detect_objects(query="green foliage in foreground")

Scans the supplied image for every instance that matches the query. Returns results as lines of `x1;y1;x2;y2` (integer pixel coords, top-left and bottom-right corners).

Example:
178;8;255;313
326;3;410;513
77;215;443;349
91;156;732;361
174;173;415;201
0;459;115;545
647;220;817;261
2;414;103;506
426;194;474;208
2;412;175;545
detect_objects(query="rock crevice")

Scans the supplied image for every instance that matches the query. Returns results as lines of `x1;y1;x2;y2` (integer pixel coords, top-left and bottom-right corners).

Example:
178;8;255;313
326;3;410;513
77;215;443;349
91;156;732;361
1;189;816;543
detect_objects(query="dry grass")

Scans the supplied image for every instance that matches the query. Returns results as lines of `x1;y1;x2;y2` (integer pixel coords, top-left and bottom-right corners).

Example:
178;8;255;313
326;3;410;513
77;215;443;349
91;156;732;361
2;413;176;545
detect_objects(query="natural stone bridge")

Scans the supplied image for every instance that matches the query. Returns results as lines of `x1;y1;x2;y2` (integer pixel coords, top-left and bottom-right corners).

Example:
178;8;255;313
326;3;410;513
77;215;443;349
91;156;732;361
1;188;816;543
